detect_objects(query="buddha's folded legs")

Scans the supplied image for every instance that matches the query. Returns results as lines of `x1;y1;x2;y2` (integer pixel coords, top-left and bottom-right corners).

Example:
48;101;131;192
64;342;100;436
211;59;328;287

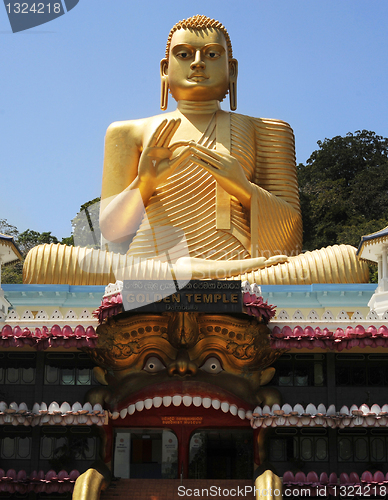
23;243;368;285
247;244;369;284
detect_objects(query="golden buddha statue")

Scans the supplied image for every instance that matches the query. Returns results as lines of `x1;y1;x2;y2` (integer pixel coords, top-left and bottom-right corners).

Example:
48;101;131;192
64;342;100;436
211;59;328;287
23;15;368;285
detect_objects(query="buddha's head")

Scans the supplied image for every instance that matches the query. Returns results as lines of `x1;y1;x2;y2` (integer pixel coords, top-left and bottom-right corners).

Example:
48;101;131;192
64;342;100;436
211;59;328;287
160;15;238;110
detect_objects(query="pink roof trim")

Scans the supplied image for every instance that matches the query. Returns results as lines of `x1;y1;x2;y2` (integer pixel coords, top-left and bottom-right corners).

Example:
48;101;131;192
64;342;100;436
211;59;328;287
271;324;388;350
0;324;97;349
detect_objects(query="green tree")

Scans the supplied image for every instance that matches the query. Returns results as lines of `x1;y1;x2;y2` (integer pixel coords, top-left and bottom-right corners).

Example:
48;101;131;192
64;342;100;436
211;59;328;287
0;219;18;238
298;130;388;250
1;225;66;284
1;196;102;283
17;229;59;255
1;220;22;283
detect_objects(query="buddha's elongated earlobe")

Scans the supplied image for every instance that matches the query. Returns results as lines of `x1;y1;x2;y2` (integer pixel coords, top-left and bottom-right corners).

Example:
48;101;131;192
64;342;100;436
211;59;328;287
160;59;169;111
229;59;238;111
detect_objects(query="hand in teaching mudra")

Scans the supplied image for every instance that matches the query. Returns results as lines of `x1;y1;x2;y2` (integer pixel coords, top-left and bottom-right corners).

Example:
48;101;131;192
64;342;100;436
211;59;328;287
140;119;251;208
172;140;253;209
138;118;184;190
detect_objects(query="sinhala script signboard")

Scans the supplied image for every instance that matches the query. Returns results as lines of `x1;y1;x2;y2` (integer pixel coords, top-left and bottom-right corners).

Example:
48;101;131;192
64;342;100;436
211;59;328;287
122;280;242;314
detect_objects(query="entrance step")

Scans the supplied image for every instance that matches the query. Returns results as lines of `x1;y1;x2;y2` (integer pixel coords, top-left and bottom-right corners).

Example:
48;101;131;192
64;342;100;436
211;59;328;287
101;479;256;500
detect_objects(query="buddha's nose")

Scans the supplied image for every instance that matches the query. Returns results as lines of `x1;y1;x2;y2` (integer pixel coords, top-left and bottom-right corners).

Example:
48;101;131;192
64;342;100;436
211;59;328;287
190;50;205;69
168;349;197;377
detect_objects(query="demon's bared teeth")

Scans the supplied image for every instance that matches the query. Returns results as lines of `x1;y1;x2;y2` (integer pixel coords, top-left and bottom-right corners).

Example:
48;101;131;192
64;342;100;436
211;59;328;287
262;405;271;416
173;395;182;407
117;394;251;420
229;404;238;416
202;397;211;409
238;408;246;420
221;402;229;413
193;396;202;407
212;399;221;410
163;396;172;407
135;401;144;412
253;406;262;416
183;396;192;407
153;397;163;408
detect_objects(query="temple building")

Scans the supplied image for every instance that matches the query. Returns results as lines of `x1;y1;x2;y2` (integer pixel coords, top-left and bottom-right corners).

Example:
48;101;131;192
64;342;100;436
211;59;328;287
1;259;388;498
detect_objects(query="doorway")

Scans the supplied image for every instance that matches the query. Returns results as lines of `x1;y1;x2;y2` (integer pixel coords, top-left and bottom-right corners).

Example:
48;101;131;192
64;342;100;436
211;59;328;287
113;428;178;479
189;429;254;479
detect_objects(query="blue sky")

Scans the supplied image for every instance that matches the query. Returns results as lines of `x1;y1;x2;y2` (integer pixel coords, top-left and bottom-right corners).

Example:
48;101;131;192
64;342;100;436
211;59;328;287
1;0;388;239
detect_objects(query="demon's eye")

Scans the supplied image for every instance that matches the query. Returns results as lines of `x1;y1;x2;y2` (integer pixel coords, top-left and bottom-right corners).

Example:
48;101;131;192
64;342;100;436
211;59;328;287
143;357;166;373
200;357;223;374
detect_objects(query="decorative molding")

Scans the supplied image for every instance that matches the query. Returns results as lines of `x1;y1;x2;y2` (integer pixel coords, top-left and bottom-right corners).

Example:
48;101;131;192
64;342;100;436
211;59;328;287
322;310;334;321
0;324;97;349
277;309;290;320
271;324;388;350
251;403;388;429
0;401;105;426
0;469;80;494
307;310;319;321
50;309;63;320
336;310;349;321
21;310;34;320
6;309;19;320
292;309;304;321
283;470;388;495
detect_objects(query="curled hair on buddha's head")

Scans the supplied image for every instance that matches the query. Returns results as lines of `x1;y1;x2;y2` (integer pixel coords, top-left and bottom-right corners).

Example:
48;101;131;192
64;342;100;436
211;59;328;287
165;15;233;61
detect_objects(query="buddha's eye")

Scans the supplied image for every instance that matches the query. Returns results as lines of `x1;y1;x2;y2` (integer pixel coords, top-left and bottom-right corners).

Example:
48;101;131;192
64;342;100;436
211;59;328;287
206;50;220;59
200;357;223;374
176;51;190;59
143;357;166;373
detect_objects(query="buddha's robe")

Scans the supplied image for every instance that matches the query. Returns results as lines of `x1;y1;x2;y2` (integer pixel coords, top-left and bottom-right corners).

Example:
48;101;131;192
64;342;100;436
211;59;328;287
23;113;368;285
127;112;301;262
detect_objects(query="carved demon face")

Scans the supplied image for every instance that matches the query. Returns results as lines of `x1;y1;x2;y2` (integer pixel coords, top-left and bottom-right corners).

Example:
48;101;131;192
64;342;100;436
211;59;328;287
85;312;283;412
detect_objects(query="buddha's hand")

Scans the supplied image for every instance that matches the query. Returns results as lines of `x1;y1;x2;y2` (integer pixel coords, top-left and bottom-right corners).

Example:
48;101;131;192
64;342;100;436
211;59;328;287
171;142;252;209
138;118;183;190
264;255;288;267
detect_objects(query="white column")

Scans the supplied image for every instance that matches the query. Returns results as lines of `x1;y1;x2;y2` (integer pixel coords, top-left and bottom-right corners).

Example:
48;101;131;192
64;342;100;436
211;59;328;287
378;255;382;290
378;247;388;293
382;247;388;280
114;430;131;478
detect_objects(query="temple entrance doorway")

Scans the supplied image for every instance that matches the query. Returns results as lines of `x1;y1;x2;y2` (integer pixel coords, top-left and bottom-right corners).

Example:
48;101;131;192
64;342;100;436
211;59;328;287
113;428;178;479
189;429;254;479
113;427;254;480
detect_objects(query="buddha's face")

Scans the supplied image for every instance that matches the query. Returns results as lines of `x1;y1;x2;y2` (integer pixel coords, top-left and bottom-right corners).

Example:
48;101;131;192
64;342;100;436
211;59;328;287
163;28;236;102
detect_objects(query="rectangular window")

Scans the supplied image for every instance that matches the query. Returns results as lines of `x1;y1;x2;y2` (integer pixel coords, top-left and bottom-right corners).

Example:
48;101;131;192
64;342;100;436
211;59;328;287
1;353;36;385
337;430;388;464
272;354;326;386
270;429;328;462
335;354;388;387
44;353;97;385
40;427;98;461
0;436;32;460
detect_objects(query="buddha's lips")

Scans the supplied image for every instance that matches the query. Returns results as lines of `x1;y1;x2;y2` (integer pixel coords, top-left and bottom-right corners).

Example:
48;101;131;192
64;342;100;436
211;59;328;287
111;380;253;420
188;74;208;81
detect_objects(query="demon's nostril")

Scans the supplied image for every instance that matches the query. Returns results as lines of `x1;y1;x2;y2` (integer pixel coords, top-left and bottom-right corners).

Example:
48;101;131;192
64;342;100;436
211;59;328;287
168;349;197;377
168;362;197;377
